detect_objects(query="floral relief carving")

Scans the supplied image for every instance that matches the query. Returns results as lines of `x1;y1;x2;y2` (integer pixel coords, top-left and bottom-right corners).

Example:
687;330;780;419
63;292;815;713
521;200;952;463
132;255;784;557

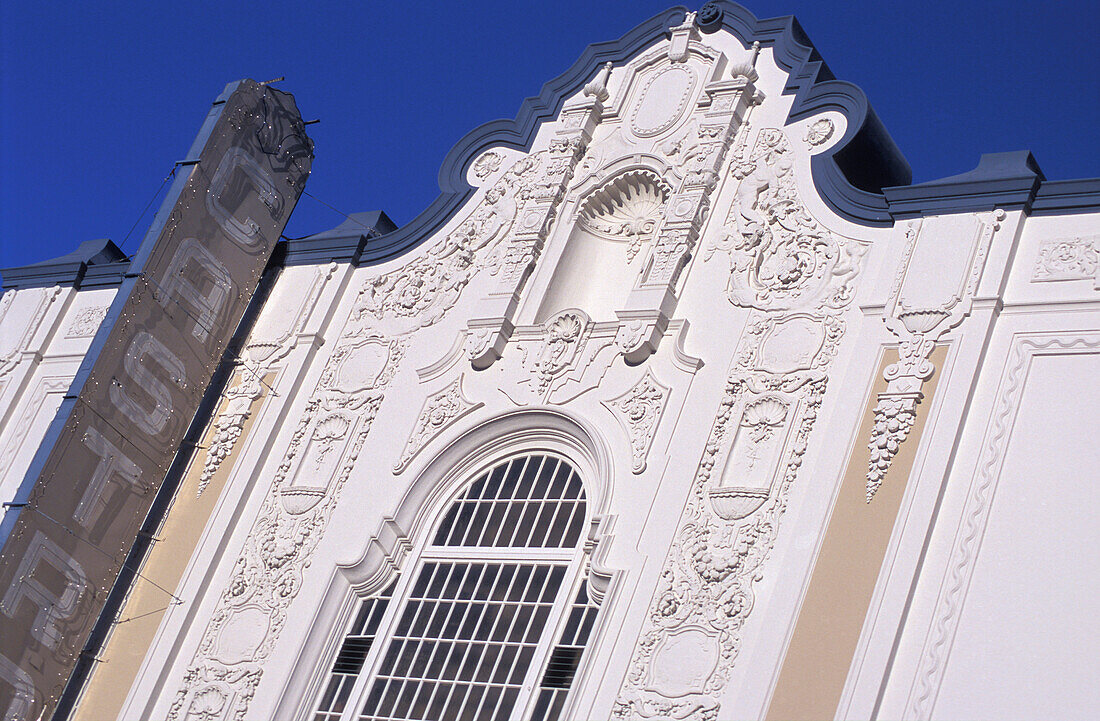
357;152;543;334
709;128;866;313
196;373;263;497
64;305;108;338
803;118;834;147
866;393;919;502
172;152;546;721
615;363;833;717
602;370;670;473
393;376;483;473
489;311;619;407
1031;235;1099;284
471;150;502;179
615;141;860;715
533;311;587;392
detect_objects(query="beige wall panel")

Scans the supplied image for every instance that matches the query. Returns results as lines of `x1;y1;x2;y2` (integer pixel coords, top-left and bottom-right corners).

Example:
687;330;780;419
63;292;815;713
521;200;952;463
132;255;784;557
73;371;272;721
766;346;947;721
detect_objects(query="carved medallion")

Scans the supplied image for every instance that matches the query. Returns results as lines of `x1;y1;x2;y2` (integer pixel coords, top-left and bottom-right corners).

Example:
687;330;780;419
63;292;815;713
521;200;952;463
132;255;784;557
630;65;698;138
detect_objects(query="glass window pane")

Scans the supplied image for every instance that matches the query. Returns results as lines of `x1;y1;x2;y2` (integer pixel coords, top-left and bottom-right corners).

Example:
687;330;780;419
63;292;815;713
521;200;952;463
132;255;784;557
352;455;594;721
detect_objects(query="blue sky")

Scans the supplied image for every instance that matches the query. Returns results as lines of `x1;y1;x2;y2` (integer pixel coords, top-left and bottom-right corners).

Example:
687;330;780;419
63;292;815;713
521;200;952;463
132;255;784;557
1;0;1097;274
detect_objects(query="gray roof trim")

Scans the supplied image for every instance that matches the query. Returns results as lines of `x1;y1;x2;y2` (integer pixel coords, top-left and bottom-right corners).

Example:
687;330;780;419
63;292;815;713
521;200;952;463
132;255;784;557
309;1;916;263
281;210;397;265
1031;178;1100;214
883;151;1045;218
0;238;130;290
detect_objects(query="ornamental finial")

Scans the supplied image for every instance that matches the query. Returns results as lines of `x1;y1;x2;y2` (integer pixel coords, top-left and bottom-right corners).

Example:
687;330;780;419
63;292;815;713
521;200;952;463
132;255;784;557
583;61;613;102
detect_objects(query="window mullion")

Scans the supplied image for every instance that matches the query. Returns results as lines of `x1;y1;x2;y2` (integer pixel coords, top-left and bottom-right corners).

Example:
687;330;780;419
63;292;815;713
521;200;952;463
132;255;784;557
340;453;592;721
512;554;589;721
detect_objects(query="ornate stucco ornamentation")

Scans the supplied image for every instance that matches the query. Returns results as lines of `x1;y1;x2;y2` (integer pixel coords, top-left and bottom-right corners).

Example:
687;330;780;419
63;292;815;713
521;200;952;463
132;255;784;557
602;370;670;473
707;394;791;521
867;209;1006;501
667;11;700;64
196;373;262;497
803;117;834;147
615;124;861;714
532;311;588;393
614;372;830;720
471;150;502;179
727;41;760;83
196;264;339;497
1031;235;1099;284
695;2;723;32
710;128;866;313
393;376;483;473
611;43;764;367
171;152;545;721
583;61;614;102
866;393;919;502
613;109;858;718
0;286;61;379
64;305;108;338
362;152;542;337
465;132;592;369
578;170;671;261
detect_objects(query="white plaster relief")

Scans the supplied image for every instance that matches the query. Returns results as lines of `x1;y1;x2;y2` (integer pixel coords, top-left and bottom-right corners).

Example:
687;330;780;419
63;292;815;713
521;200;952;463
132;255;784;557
708;394;794;521
630;65;698;138
577;169;671;262
393;376;483;473
494;309;619;406
0;375;71;487
196;264;338;496
803;118;834;147
196;374;261;498
1030;235;1100;285
583;61;614;102
904;332;1100;720
471;150;502;180
460;134;591;368
364;150;544;338
602;370;670;473
709;128;866;313
609;48;763;366
170;151;546;720
614;121;859;717
0;287;61;379
666;11;700;64
868;210;1006;502
64;305;108;339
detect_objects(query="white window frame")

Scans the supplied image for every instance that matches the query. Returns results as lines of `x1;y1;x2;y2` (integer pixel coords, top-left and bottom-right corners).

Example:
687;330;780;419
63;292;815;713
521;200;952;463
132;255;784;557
322;450;593;721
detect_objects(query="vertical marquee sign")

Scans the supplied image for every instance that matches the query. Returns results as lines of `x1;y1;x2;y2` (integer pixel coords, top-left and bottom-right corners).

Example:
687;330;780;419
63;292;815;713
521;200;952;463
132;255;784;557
0;80;312;720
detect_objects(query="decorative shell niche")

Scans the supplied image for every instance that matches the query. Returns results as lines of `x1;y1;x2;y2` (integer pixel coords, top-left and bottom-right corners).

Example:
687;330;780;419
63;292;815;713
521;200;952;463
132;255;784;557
536;170;670;322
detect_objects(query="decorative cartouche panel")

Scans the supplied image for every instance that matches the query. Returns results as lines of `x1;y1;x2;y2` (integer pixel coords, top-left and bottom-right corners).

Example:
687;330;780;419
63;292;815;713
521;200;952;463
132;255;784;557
0;287;61;380
867;210;1006;502
613;122;865;720
1030;234;1099;286
707;128;866;313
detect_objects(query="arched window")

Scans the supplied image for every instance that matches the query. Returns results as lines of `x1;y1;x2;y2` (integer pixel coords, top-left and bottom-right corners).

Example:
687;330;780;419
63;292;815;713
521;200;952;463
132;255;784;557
311;453;602;721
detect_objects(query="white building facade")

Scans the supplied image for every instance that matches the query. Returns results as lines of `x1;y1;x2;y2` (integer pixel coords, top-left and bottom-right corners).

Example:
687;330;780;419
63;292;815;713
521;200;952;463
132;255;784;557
1;3;1097;719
